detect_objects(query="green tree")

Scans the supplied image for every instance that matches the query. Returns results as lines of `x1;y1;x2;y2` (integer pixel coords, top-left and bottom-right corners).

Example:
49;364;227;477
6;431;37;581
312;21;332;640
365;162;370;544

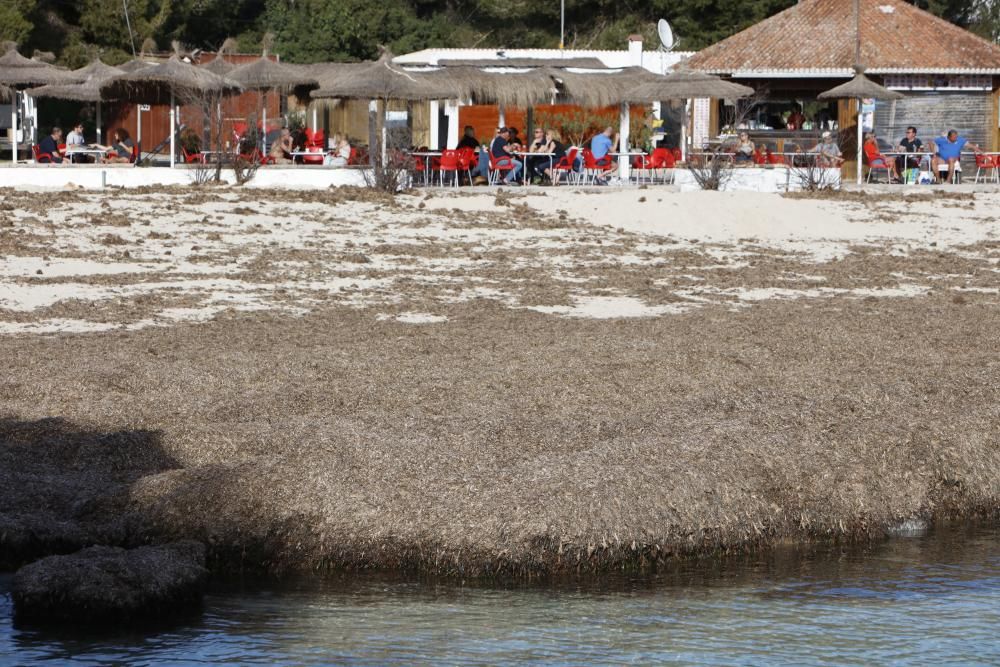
0;0;36;45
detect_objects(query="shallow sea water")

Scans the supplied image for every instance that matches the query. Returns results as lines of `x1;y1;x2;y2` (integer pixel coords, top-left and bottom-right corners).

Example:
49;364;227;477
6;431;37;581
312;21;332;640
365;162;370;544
2;524;998;666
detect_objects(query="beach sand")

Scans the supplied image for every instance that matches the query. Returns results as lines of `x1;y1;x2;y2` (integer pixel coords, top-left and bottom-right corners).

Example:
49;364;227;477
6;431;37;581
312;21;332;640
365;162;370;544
1;185;998;574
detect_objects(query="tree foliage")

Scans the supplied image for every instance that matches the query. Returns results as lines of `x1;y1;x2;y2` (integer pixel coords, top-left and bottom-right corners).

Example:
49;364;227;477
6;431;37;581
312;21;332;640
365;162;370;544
3;0;996;66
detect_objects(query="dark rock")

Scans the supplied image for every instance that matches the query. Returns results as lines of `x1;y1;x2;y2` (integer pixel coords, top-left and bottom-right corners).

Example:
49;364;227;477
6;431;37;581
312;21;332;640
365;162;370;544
12;541;208;623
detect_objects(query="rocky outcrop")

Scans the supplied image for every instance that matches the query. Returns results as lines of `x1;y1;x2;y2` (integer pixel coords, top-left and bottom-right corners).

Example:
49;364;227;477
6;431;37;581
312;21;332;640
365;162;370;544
11;541;208;623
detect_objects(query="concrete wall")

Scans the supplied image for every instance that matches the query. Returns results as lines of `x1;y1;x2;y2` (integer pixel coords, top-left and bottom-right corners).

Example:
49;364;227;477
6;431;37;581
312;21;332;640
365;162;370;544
0;165;369;190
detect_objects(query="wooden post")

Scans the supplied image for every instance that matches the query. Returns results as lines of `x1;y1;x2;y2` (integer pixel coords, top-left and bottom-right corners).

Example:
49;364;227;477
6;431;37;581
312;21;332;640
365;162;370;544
838;98;859;182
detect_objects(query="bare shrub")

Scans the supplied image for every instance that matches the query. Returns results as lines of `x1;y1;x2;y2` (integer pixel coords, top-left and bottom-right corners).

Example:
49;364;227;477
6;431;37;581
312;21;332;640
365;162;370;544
362;135;412;193
232;154;261;186
687;148;734;191
788;155;841;192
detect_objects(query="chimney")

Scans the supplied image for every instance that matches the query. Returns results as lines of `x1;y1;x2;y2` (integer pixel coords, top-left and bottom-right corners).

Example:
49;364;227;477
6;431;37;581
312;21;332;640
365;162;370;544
628;34;643;67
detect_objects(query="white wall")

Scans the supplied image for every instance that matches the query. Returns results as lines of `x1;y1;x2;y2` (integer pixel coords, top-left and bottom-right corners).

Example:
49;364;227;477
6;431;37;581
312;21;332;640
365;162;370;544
0;166;370;190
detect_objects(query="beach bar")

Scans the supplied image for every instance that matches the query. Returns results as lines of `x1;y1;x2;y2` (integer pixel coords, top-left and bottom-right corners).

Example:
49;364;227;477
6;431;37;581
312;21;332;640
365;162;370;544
685;0;1000;180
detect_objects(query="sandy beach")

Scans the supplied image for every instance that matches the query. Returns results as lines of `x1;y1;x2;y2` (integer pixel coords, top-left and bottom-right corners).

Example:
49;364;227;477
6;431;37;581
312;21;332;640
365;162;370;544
1;185;998;574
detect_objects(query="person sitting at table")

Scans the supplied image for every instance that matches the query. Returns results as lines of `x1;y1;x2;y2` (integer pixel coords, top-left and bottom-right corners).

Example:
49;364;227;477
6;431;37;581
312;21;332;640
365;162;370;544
64;122;93;163
37;127;66;164
542;129;567;183
470;126;521;185
863;132;900;182
524;127;549;182
457;125;480;151
808;131;844;168
269;127;294;164
932;129;980;184
894;126;924;173
590;126;619;182
103;127;134;164
507;127;523;152
734;131;755;164
325;133;351;167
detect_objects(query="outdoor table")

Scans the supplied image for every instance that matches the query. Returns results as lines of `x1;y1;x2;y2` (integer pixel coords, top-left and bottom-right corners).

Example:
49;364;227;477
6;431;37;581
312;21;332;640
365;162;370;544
291;150;328;165
513;151;555;185
64;147;112;163
611;151;646;184
410;151;442;185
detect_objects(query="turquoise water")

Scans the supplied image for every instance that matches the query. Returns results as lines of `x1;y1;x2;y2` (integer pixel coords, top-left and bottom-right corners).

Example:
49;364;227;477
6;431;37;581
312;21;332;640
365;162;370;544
2;524;998;665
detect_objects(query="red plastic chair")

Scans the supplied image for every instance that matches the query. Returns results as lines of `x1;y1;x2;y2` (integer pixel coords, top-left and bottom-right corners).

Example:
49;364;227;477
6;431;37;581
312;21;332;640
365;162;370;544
582;149;613;184
309;129;325;148
182;146;205;164
32;144;56;164
551;147;579;185
863;144;894;183
974;153;998;183
457;147;476;183
488;153;515;185
437;149;461;187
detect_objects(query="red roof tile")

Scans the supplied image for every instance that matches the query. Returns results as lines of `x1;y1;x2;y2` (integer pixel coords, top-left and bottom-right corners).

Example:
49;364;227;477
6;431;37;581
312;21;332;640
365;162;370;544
687;0;1000;74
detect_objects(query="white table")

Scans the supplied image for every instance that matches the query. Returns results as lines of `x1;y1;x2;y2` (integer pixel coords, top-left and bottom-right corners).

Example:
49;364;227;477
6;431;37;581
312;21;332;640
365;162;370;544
291;150;327;165
410;151;442;185
65;147;112;163
513;151;556;185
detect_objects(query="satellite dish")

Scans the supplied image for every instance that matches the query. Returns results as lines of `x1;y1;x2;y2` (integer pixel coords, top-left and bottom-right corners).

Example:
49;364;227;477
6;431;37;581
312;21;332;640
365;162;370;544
657;19;675;51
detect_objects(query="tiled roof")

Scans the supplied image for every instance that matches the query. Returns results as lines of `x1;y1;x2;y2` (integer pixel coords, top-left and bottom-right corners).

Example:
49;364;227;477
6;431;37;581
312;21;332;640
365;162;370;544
687;0;1000;74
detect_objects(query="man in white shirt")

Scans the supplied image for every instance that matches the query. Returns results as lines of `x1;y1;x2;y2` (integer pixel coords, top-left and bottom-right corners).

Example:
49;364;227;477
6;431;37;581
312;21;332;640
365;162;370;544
65;123;88;162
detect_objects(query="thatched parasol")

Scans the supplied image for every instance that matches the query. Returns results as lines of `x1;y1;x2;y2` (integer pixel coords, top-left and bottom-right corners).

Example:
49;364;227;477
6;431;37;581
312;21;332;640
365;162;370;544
118;58;156;73
28;59;125;146
311;53;460;101
228;55;319;153
430;66;555;108
0;47;74;86
818;66;902;102
101;56;242;105
312;53;461;163
819;64;903;185
1;47;76;163
552;67;661;107
624;67;755;103
229;56;318;93
102;56;242;167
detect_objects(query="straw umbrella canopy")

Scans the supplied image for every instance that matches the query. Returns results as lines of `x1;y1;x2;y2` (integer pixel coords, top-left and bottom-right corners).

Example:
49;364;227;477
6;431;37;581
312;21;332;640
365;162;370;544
434;65;556;108
1;47;76;163
818;66;903;100
312;53;461;163
311;53;461;101
101;56;243;167
818;64;903;185
551;67;661;107
200;55;235;76
28;59;124;146
229;56;320;153
118;58;156;73
623;67;755;103
0;47;75;86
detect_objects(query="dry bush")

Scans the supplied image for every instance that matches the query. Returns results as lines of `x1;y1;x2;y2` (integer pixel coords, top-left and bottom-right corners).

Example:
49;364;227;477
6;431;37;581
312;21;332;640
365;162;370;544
687;148;734;191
